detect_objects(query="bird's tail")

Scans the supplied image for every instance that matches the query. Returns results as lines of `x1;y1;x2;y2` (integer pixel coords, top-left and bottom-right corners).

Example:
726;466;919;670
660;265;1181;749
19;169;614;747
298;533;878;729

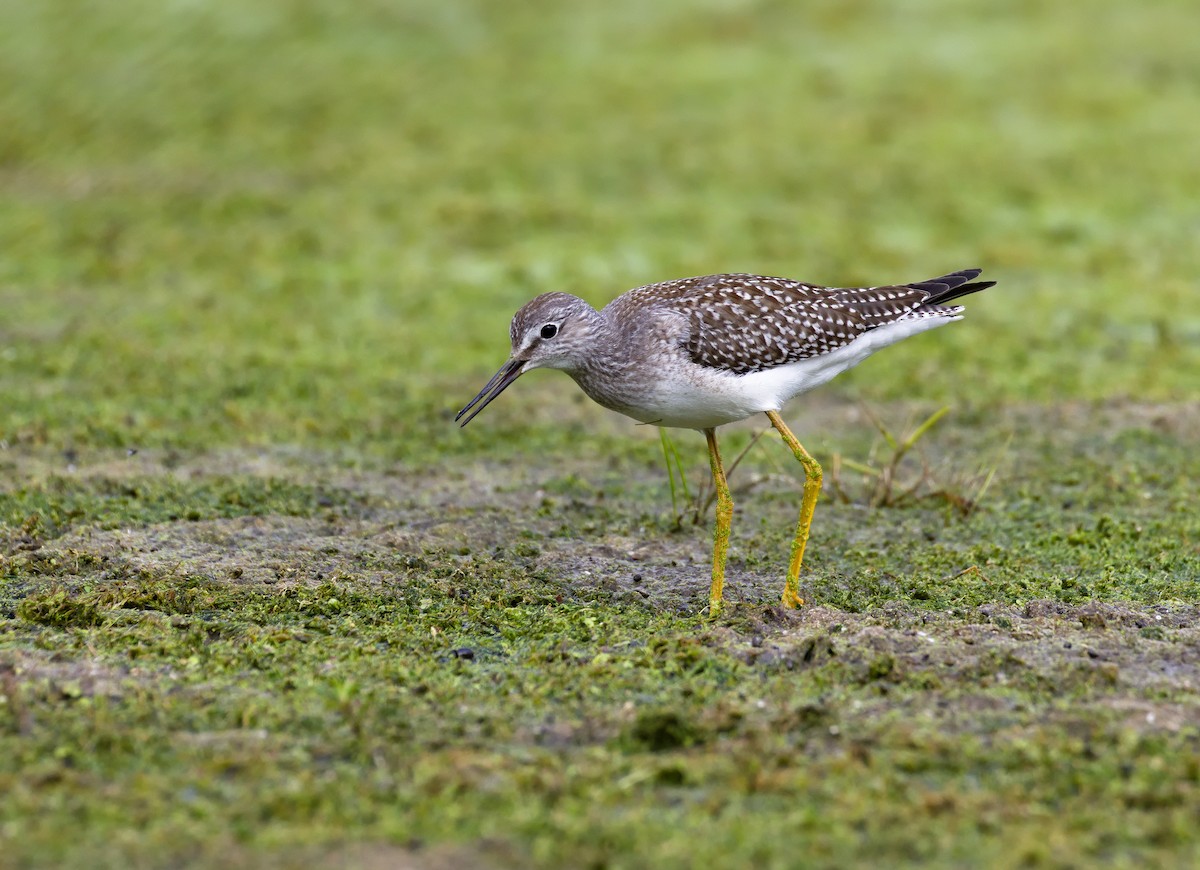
908;268;996;307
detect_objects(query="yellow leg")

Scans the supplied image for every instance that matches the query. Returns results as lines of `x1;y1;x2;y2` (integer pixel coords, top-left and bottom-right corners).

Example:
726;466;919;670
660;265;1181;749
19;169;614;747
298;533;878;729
704;428;733;616
766;410;822;609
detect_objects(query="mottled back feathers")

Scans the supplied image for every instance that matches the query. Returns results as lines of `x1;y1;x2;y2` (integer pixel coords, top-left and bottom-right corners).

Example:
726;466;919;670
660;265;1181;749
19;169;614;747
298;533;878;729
608;269;993;375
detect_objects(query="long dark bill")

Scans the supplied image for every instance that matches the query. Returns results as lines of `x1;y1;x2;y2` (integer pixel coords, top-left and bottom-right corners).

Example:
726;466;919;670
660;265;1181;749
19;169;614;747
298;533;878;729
455;359;525;427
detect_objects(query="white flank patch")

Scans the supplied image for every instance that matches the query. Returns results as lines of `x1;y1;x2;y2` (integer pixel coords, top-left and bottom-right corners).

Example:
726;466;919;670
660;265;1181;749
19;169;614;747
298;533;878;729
634;313;961;429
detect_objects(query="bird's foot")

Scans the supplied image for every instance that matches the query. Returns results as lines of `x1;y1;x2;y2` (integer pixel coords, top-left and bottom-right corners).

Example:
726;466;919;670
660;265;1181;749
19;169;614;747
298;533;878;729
781;587;805;609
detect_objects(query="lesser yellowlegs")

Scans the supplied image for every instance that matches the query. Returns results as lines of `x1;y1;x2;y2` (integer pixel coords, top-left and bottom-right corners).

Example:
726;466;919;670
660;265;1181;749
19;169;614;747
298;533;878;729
457;268;995;614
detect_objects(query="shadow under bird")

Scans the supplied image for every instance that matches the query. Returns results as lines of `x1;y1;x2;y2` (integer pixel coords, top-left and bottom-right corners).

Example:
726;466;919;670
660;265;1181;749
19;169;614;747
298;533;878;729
457;268;995;614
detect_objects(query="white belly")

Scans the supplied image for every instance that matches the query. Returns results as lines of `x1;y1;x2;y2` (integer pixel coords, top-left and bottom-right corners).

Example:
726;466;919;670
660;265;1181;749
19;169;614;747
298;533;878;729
621;314;959;430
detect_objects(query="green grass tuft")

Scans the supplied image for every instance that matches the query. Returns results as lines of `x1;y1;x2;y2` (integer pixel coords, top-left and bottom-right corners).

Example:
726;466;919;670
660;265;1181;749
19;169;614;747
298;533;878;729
16;589;104;629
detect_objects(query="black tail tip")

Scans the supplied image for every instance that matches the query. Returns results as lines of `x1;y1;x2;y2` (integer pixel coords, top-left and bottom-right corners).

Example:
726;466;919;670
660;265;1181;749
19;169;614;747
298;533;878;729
915;270;996;306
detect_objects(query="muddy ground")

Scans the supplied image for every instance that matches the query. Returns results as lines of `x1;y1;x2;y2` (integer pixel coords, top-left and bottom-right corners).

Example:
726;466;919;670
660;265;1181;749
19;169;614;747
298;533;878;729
5;400;1198;711
2;400;1198;867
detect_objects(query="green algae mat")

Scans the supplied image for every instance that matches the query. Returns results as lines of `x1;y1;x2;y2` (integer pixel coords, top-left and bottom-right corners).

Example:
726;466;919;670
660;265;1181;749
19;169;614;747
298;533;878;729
2;1;1199;867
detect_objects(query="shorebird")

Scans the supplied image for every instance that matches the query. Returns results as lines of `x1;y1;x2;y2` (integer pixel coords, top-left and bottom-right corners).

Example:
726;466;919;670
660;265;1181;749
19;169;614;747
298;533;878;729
457;268;994;614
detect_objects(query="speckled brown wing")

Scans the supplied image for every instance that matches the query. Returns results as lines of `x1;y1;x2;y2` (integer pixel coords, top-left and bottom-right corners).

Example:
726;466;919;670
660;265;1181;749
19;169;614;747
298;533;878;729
613;270;990;375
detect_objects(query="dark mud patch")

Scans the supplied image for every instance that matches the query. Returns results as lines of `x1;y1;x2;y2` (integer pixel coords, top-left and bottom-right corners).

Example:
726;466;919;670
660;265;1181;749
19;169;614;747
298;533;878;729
42;516;412;588
0;650;135;710
707;601;1200;731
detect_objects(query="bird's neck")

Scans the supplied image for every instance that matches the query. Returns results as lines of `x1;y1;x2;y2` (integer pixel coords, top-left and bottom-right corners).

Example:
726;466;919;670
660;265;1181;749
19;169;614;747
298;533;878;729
566;308;623;376
564;310;655;416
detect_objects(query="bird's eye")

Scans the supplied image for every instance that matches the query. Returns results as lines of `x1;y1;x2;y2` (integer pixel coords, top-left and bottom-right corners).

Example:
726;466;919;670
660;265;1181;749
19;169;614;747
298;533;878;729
540;323;558;339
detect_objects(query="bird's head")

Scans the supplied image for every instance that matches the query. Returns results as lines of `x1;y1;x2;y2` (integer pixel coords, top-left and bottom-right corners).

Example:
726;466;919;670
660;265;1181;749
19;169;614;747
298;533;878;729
456;292;599;427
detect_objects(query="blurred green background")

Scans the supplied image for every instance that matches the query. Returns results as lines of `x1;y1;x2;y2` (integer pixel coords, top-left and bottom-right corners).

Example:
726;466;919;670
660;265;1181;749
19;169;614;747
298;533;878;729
2;0;1197;460
3;5;1200;868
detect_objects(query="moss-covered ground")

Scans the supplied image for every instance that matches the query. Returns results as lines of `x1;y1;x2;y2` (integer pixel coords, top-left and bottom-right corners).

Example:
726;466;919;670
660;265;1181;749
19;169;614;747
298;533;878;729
2;1;1199;867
